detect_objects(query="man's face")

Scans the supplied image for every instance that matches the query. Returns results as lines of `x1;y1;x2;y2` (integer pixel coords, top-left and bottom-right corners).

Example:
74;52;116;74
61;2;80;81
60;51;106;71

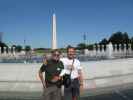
67;48;75;59
52;51;60;61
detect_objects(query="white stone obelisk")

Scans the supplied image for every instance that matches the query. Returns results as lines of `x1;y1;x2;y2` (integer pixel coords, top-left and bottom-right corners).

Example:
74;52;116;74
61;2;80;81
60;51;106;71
52;13;57;49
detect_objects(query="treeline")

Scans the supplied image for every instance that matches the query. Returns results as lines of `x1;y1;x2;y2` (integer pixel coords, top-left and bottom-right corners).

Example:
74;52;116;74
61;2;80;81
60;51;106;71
1;31;133;52
76;31;133;50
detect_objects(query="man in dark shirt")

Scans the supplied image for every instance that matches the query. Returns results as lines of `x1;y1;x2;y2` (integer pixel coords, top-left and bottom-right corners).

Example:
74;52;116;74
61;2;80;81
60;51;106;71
38;49;64;100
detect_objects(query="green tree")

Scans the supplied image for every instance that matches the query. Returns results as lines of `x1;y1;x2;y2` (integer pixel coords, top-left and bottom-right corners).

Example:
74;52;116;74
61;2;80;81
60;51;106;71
0;42;8;53
87;44;93;50
123;32;130;44
66;45;73;49
76;43;86;50
108;31;123;44
25;45;31;52
99;38;108;45
0;42;7;47
108;31;130;44
16;45;22;52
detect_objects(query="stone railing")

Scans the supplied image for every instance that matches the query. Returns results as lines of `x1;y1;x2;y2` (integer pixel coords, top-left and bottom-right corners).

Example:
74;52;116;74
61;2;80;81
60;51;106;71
84;43;133;59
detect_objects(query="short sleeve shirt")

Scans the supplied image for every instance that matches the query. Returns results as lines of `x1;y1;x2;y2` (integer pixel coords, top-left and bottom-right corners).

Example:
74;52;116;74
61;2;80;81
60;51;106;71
60;58;82;79
40;59;64;82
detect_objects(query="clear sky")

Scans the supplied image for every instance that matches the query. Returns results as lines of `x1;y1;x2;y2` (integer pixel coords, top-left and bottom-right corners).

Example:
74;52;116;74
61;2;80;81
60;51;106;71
0;0;133;48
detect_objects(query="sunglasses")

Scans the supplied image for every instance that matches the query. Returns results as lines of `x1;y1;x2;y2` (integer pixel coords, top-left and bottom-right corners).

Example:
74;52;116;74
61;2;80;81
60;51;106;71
53;54;60;57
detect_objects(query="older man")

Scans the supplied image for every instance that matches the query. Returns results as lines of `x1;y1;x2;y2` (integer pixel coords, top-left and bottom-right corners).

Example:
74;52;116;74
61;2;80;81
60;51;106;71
38;49;64;100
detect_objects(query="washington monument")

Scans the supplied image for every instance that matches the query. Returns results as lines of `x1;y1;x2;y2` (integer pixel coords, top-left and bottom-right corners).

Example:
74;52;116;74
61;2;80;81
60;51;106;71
52;13;57;49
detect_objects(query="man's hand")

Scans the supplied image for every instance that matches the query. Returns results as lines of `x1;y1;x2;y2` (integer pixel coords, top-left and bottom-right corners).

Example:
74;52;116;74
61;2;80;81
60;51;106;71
42;81;46;88
51;76;60;83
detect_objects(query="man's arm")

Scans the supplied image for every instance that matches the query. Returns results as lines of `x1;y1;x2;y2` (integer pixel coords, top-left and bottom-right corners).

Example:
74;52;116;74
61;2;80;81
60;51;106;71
78;69;84;95
77;60;83;86
38;59;48;88
38;68;46;88
78;69;84;86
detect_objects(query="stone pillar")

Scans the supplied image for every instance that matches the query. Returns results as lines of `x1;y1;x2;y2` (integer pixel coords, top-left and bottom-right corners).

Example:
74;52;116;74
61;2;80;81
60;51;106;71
124;44;126;51
124;44;127;56
93;45;96;56
128;44;132;54
84;49;89;55
13;47;16;56
97;44;100;56
101;45;104;52
107;42;113;59
113;44;117;57
114;44;117;52
4;47;7;55
128;44;131;50
101;45;105;56
119;44;122;58
8;47;11;55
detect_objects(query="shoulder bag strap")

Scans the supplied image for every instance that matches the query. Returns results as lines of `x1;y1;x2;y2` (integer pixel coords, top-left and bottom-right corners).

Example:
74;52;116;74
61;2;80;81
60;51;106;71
70;59;75;75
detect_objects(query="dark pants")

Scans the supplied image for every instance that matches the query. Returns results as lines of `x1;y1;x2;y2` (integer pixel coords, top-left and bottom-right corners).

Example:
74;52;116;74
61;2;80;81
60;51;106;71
64;79;80;100
42;85;61;100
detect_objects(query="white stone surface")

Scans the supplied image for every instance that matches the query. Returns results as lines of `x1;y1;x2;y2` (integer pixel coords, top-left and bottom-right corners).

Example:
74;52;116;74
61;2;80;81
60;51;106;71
0;63;41;81
0;58;133;92
82;58;133;79
82;58;133;89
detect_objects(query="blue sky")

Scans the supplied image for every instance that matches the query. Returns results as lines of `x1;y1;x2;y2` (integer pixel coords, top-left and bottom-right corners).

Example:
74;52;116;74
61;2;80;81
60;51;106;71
0;0;133;48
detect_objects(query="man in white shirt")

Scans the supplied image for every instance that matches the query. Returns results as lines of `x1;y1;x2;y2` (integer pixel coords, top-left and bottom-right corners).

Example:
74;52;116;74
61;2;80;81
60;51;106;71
61;46;83;100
